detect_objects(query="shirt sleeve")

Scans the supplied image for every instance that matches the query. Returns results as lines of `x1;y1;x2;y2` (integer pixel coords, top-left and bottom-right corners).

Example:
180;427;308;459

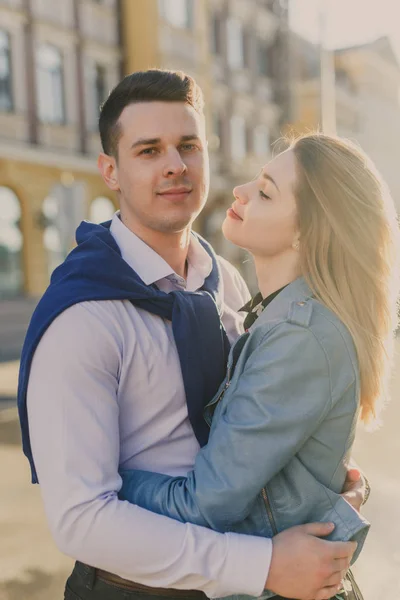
119;323;336;530
26;301;271;598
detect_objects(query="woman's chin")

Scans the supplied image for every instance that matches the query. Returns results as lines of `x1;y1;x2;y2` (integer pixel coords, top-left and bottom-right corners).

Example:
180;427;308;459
222;218;247;249
221;218;236;243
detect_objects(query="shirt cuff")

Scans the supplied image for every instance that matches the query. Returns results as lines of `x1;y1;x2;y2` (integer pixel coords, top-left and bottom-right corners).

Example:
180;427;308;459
209;533;272;598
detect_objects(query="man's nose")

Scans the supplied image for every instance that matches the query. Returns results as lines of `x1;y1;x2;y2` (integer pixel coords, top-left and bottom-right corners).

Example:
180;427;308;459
163;149;187;177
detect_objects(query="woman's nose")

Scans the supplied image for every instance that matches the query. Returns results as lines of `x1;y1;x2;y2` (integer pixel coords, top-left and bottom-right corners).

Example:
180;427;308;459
233;185;248;205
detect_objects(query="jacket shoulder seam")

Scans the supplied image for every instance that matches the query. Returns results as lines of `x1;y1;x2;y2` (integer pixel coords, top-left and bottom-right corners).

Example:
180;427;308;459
256;321;334;411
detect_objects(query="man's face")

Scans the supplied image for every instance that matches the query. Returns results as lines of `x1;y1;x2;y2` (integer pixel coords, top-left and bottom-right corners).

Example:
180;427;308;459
99;101;209;236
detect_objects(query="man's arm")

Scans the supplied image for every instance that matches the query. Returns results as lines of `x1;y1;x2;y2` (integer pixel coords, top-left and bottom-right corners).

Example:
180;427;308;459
27;302;270;599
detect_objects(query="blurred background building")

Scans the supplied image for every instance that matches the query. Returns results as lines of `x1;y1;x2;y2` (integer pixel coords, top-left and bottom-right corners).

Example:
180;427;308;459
1;0;400;359
0;0;122;358
291;33;400;205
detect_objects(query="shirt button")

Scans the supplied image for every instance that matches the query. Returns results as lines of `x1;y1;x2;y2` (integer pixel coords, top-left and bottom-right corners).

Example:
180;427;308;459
297;301;306;306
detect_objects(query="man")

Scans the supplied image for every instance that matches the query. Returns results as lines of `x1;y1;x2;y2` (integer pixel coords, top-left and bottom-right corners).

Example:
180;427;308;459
18;70;362;600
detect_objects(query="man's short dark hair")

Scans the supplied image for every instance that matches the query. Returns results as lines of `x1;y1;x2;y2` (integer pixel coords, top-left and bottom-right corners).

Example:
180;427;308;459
99;69;205;158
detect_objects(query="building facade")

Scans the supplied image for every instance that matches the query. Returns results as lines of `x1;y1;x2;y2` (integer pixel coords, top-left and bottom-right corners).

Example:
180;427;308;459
290;34;400;211
335;38;400;211
0;0;121;305
0;0;291;310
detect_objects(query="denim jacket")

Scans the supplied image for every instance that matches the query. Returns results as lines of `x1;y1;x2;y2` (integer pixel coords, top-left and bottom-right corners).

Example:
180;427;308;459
119;278;370;598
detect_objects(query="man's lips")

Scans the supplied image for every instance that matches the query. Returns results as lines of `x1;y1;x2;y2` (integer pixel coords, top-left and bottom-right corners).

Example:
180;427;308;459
158;188;192;195
157;188;192;201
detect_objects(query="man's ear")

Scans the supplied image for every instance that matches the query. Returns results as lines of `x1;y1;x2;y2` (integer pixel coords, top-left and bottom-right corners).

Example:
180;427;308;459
98;153;120;192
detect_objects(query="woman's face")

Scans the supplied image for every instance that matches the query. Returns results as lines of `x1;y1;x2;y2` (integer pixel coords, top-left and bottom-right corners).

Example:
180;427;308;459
222;149;299;258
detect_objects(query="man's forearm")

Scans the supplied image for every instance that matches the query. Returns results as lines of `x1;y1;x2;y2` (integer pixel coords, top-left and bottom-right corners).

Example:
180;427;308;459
45;491;272;598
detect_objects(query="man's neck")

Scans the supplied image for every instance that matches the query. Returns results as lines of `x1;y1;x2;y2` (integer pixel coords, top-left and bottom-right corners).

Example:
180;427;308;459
253;251;301;299
119;214;191;279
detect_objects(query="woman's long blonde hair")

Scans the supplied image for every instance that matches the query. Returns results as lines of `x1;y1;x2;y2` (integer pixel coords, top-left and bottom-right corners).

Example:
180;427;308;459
290;133;400;424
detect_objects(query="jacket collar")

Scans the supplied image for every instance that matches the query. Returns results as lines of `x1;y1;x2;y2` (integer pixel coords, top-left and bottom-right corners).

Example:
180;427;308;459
250;277;313;332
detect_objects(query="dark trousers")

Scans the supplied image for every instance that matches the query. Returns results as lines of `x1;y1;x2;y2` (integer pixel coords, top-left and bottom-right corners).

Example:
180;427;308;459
64;562;362;600
64;562;208;600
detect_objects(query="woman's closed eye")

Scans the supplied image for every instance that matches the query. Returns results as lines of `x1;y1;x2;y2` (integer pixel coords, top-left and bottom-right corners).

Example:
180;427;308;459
259;190;271;200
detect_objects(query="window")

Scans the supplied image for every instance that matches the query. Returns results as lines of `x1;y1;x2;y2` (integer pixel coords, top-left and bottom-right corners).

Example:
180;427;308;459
212;112;225;152
301;45;320;79
254;125;270;157
94;64;107;117
0;187;23;298
43;184;87;277
159;0;194;29
265;0;285;14
246;124;253;155
210;13;222;55
230;115;247;160
85;62;107;130
258;40;269;77
226;17;244;70
0;30;13;112
36;44;65;124
42;195;64;278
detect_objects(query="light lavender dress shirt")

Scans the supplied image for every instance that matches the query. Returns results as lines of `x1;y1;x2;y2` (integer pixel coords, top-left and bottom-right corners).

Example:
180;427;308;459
27;213;272;598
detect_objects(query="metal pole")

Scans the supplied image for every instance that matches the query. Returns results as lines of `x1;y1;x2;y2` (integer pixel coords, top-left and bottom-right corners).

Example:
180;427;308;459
319;0;337;134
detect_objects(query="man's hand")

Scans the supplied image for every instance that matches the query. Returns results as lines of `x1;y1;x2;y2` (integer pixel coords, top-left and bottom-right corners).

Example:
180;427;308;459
265;522;357;600
341;467;367;512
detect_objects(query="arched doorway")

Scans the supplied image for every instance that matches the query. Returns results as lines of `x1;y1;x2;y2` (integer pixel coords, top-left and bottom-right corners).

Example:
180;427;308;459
0;187;23;298
42;182;87;279
90;196;116;223
42;194;64;278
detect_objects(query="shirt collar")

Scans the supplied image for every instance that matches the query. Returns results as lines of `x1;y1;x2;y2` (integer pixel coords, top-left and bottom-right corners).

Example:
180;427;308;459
240;287;287;331
109;212;212;290
240;287;286;314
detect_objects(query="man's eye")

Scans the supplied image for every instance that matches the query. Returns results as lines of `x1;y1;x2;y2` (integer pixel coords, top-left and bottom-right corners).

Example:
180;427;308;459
140;148;158;155
259;190;271;200
180;144;197;151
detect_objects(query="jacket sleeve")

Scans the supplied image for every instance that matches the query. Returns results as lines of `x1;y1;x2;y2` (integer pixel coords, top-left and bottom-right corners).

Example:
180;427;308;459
119;323;336;531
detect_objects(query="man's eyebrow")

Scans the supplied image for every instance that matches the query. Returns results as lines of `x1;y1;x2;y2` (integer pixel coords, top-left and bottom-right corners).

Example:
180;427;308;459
180;134;201;142
131;135;201;149
262;171;279;191
131;137;161;149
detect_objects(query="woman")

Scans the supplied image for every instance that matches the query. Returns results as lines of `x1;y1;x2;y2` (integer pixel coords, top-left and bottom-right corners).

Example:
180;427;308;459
119;134;400;599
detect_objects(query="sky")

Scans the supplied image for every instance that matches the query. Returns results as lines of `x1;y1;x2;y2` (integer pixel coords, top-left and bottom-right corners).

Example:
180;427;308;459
289;0;400;55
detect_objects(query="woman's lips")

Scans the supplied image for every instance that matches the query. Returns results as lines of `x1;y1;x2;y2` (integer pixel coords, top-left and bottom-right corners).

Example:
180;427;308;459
226;207;243;221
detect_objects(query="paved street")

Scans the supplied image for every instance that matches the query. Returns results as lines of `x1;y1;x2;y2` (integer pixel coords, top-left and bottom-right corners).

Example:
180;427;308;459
0;344;399;600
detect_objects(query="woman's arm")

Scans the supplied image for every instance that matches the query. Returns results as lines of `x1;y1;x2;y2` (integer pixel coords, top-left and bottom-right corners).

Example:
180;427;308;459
119;322;340;530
